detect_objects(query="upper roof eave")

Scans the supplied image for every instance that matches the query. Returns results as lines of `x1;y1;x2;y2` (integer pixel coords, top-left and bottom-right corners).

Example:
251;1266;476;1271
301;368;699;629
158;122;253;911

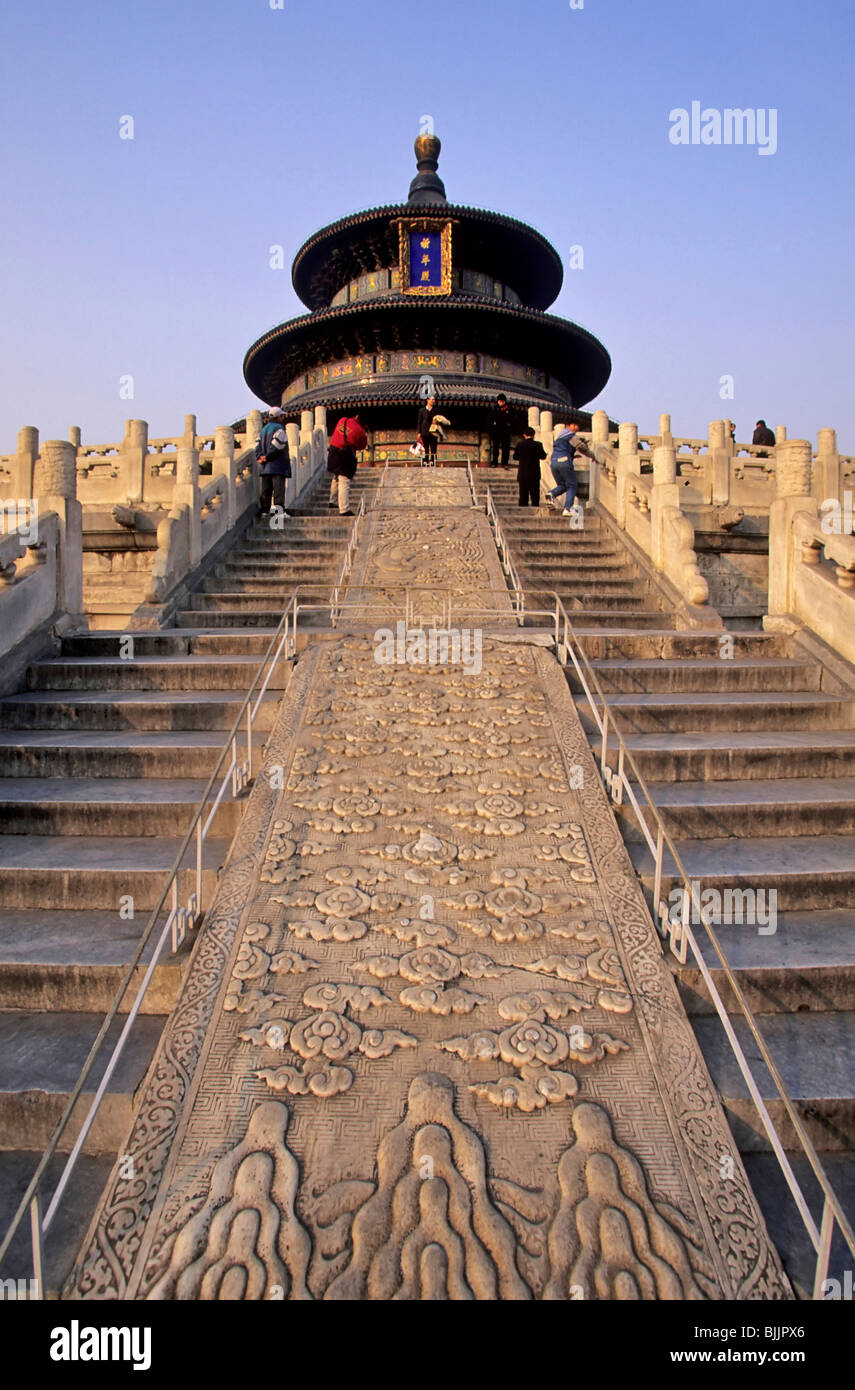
291;201;564;312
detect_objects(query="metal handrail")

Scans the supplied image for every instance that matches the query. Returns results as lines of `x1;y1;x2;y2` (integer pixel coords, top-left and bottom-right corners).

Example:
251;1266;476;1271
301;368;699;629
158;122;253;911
481;484;525;622
474;493;855;1296
550;590;855;1294
0;586;305;1290
330;492;367;626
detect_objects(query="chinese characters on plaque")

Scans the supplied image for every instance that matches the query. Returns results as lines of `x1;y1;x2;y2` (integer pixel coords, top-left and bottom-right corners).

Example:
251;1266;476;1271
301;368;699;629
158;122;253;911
398;219;453;296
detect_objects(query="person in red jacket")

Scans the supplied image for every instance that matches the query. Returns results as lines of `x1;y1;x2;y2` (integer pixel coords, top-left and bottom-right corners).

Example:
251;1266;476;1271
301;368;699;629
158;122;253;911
327;414;367;514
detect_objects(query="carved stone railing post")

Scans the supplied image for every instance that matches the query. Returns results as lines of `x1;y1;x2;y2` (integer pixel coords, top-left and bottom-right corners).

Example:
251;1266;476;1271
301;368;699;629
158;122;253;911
705;420;730;506
215;426;236;528
121;419;149;503
183;414;197;448
813;428;841;508
310;407;328;494
246;409;263;450
775;425;787;445
651;443;678;567
69;426;81;449
651;443;708;606
12;427;38;499
34;440;84;622
245;409;263;500
539;411;555;489
615;422;638;528
176;442;201;568
658;413;673;449
589;410;609;507
768;439;816;618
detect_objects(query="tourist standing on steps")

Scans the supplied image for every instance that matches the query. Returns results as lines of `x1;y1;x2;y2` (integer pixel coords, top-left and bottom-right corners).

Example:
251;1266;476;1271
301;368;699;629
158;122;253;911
547;421;592;519
513;426;547;506
327;413;367;515
255;407;291;519
417;396;438;465
490;393;513;468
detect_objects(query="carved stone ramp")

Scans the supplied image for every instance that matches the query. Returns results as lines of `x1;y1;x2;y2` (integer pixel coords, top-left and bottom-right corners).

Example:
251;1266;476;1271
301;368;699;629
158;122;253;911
66;475;790;1300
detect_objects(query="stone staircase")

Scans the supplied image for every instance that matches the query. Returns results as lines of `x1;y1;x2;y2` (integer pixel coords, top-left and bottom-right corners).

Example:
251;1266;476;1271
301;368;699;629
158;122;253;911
478;465;855;1296
0;468;376;1293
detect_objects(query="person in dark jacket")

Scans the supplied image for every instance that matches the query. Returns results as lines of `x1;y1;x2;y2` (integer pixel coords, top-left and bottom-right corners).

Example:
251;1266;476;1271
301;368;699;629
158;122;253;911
752;419;776;448
513;426;547;506
490;393;513;468
255;407;291;518
327;414;367;514
417;397;438;464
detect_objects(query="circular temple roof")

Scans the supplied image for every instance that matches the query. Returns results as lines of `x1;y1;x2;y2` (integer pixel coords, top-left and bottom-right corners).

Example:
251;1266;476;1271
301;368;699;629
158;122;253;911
245;134;610;414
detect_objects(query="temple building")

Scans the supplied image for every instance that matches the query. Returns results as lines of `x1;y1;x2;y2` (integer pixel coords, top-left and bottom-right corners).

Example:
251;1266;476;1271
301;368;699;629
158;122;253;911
243;135;612;464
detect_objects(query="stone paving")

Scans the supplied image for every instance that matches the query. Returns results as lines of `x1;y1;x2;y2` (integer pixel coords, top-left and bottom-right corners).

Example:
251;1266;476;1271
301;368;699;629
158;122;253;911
66;475;790;1300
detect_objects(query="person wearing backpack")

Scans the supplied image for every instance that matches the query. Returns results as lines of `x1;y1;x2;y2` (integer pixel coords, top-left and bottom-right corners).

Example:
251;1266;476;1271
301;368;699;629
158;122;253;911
255;407;291;519
327;414;367;514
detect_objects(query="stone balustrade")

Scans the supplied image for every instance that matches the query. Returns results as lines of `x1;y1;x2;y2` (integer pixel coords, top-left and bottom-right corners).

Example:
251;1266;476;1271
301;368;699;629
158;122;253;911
766;437;855;663
0;408;329;645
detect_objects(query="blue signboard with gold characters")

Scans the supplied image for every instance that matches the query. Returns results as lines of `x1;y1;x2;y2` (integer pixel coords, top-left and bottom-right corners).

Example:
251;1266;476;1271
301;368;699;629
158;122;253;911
398;218;453;296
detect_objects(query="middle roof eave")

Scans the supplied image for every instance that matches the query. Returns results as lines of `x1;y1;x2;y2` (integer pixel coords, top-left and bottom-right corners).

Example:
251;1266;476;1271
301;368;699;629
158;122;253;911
243;297;611;407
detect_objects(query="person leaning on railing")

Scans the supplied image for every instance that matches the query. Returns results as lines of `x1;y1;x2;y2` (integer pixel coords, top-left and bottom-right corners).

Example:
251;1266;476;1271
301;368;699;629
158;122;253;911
546;421;591;520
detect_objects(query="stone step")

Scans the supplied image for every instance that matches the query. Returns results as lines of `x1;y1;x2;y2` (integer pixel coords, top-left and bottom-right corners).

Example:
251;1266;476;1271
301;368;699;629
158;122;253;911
581;657;823;695
175;608;325;629
572;609;678;630
0;1150;114;1296
594;729;855;781
186;629;279;654
0;834;229;909
0;731;231;780
576;630;795;661
561;591;652;611
0;1010;166;1152
61;628;280;658
0;690;280;732
521;554;634;571
199;574;338;594
0;907;187;1012
523;572;641;592
580;690;853;733
187;592;318;611
692;1008;855;1151
216;558;341;576
0;776;241;838
741;1152;855;1297
630;834;855;911
25;656;291;694
672;909;855;1015
630;778;855;840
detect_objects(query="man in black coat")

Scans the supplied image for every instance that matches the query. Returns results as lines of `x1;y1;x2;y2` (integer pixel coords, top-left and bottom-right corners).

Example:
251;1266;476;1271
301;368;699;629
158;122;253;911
752;419;776;448
417;396;438;464
513;426;547;506
490;393;512;468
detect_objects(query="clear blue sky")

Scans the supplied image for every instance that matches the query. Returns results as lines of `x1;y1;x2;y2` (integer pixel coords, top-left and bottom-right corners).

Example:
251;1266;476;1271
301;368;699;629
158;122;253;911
1;0;852;450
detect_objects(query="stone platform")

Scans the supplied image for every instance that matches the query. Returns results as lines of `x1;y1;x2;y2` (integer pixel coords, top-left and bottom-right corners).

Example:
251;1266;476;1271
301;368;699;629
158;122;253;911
66;473;790;1300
